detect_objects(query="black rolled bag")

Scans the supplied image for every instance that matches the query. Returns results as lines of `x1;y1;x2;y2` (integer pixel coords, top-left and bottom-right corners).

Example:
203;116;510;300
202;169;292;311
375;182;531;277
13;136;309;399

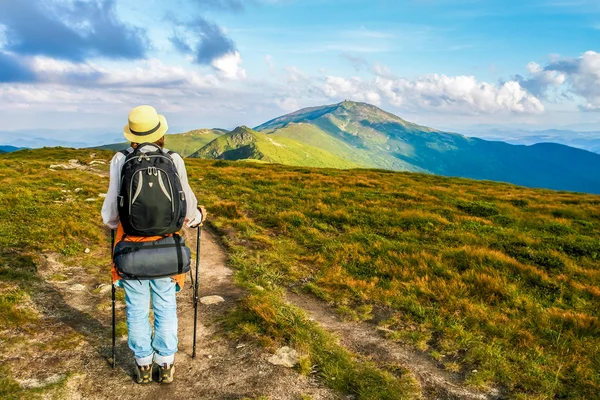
113;234;191;280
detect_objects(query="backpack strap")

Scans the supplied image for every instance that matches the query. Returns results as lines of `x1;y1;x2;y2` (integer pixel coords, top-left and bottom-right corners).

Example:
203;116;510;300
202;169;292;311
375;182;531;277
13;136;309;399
167;150;175;156
119;149;129;157
174;233;183;275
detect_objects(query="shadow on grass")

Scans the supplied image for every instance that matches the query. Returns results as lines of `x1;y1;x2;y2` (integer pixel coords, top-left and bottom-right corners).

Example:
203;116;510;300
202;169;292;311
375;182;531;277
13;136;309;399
32;279;134;372
1;246;136;388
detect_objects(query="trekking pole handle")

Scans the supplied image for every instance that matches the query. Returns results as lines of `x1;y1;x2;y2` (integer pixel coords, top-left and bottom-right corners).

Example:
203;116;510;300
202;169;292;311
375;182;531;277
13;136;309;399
197;205;207;227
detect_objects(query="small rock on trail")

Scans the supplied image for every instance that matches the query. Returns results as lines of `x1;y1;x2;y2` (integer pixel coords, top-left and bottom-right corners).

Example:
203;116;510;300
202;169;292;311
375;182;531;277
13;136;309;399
96;284;112;294
268;346;299;368
200;295;225;305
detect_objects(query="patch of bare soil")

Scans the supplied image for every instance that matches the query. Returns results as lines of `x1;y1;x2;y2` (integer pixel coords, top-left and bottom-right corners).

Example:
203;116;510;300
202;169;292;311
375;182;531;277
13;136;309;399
7;228;337;400
286;293;503;400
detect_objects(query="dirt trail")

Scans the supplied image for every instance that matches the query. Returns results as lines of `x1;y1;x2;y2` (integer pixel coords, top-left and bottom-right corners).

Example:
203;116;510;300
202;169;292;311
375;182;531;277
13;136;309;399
11;221;502;400
286;293;502;400
24;227;337;400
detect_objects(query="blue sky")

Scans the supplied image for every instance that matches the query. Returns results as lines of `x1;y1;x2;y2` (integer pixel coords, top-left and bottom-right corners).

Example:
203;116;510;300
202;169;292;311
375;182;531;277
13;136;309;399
0;0;599;141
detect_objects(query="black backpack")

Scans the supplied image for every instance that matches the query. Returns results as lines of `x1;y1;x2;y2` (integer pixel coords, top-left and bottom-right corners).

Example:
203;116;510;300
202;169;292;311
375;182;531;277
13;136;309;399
118;143;187;236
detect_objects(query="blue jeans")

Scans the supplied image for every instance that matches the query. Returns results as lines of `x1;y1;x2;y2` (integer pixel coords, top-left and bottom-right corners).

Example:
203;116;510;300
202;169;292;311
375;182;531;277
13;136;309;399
121;278;178;366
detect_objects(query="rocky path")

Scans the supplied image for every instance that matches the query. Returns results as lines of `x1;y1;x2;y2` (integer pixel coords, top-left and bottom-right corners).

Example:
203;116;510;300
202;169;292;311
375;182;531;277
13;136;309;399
22;227;337;400
286;293;502;400
10;222;503;400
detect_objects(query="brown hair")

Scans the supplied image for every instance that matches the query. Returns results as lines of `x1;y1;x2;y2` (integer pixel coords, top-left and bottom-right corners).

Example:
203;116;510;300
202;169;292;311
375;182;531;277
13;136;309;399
131;136;165;149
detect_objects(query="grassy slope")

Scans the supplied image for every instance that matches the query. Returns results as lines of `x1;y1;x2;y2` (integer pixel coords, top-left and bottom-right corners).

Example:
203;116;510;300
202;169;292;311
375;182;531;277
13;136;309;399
190;126;360;169
256;101;430;172
0;148;416;400
186;159;600;399
256;101;600;194
263;122;427;172
0;149;115;398
95;129;226;157
2;148;599;399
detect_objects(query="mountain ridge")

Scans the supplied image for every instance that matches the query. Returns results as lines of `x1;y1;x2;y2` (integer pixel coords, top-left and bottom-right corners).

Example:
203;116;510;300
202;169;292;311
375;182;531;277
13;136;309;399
94;128;227;157
189;126;360;169
251;101;600;193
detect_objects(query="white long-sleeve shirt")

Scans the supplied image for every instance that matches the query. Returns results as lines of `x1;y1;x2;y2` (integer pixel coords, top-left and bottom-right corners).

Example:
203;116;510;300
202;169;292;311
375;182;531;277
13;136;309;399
101;146;201;230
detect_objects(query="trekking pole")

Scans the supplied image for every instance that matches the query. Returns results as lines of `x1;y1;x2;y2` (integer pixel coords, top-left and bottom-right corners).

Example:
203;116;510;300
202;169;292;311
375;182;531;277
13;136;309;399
192;223;202;359
111;229;116;369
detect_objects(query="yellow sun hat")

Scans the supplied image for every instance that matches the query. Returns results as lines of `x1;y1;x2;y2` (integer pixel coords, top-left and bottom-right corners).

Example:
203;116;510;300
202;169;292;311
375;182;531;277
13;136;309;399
123;105;168;143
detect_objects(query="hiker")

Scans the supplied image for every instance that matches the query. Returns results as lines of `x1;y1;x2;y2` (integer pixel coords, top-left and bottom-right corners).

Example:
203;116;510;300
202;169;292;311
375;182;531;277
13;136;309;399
101;105;206;384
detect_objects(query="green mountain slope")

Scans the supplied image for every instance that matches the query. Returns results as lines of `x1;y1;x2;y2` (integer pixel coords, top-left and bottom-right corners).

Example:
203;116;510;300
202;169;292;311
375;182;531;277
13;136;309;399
256;101;600;194
189;126;360;169
95;128;227;157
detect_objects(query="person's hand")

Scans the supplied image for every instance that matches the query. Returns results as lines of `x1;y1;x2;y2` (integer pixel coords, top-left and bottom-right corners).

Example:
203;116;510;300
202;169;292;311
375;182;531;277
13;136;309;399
186;206;207;228
198;205;207;222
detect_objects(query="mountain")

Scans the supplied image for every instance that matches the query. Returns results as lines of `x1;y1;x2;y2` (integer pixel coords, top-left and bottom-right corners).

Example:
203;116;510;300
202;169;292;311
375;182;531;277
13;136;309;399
469;128;600;154
255;101;600;194
0;129;122;149
189;126;359;169
0;145;26;153
96;128;227;157
256;100;441;172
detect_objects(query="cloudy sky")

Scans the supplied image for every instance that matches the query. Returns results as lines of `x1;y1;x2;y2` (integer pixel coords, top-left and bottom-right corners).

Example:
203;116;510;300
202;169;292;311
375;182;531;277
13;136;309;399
1;0;600;140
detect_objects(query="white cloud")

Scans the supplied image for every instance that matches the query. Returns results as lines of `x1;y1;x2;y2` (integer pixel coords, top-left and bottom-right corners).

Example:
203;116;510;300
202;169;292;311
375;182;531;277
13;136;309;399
29;57;221;89
378;74;544;114
366;91;381;105
580;103;600;112
373;63;396;79
322;76;382;105
285;66;308;83
538;51;600;111
320;73;543;114
275;97;299;111
211;51;246;80
515;61;566;97
31;57;103;78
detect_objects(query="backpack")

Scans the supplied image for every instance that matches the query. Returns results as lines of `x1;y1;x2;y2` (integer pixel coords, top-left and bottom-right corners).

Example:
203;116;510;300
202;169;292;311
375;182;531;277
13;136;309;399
118;143;187;236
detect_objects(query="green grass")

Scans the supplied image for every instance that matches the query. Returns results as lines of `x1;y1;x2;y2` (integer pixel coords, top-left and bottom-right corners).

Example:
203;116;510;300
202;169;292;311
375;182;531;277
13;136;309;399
2;148;600;399
0;148;417;399
227;289;418;399
182;158;600;399
164;129;227;157
190;126;361;169
0;148;114;398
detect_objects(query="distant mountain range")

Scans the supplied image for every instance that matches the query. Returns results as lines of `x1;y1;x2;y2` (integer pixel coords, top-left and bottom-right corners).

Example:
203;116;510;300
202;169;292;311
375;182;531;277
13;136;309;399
193;101;600;194
468;128;600;154
0;145;26;153
0;128;123;149
6;101;600;194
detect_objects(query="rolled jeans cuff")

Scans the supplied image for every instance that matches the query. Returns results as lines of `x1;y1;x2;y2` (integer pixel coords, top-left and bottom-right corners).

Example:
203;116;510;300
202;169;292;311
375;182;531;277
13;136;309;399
135;353;154;367
154;353;175;365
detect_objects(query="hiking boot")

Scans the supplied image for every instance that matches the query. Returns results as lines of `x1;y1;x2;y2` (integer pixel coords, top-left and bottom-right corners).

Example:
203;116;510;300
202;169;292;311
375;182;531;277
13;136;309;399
135;364;153;384
158;363;175;384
